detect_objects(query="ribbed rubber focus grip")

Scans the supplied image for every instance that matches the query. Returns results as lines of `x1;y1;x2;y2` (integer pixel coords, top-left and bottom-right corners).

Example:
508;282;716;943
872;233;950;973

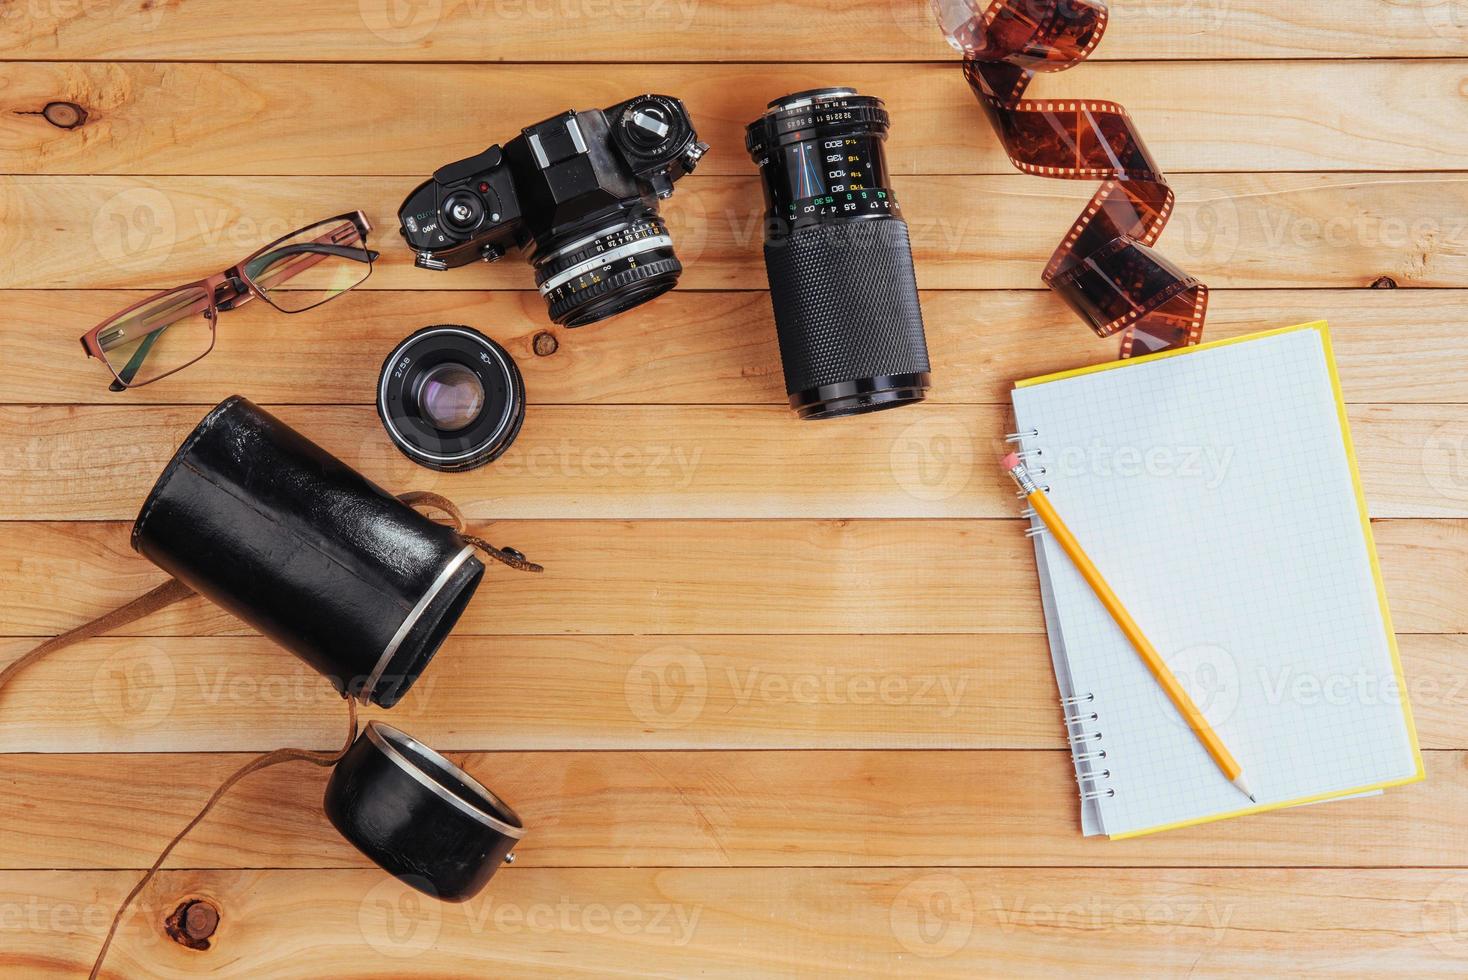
763;218;930;398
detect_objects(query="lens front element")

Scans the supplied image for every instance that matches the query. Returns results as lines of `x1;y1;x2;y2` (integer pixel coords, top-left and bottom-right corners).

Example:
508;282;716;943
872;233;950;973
417;363;486;432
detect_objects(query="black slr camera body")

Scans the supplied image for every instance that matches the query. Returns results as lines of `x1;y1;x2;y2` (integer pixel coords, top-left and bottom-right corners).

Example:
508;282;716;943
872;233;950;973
399;94;707;326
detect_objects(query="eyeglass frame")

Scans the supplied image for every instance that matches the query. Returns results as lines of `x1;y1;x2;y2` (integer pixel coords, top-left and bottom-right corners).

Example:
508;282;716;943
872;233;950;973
79;210;379;391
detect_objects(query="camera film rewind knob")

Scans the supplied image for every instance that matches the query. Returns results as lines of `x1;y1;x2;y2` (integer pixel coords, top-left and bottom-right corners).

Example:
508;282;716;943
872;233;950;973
626;102;673;150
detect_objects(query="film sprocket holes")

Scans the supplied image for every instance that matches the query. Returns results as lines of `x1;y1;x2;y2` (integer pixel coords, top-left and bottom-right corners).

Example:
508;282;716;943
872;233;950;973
937;0;1208;358
746;88;932;420
399;94;708;327
378;325;527;473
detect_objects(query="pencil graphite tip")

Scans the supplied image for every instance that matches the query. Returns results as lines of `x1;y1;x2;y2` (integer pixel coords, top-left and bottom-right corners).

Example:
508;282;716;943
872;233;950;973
1231;774;1256;802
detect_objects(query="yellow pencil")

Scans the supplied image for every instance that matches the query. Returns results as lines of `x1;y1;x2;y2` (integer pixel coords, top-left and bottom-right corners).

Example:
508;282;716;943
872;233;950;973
1002;452;1256;803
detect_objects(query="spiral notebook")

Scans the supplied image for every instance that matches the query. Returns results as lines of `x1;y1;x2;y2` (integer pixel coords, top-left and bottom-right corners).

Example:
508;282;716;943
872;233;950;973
1011;322;1423;839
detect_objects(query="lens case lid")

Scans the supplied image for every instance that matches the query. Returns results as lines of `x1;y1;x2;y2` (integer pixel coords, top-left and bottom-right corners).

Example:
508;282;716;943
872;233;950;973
378;325;527;473
325;721;525;902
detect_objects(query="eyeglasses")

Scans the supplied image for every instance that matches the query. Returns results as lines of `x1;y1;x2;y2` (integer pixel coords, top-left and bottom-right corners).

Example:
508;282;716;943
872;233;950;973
80;211;379;391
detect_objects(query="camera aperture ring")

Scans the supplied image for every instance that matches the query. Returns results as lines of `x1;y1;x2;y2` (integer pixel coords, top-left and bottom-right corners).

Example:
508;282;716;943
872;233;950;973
534;215;682;327
545;255;682;327
534;216;672;291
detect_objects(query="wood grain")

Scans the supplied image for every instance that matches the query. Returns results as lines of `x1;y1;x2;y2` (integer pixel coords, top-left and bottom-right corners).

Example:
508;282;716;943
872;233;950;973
6;868;1468;977
3;1;1463;61
0;520;1462;639
2;402;1465;520
5;173;1465;292
8;289;1465;407
4;1;1464;971
7;61;1468;177
2;632;1466;753
0;749;1461;871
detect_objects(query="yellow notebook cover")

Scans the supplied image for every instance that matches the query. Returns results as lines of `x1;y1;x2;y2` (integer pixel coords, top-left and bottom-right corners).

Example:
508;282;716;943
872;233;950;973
1012;321;1424;839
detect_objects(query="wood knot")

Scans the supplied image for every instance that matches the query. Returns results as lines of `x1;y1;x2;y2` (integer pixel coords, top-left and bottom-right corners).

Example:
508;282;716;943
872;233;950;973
1369;276;1399;289
40;101;88;130
532;331;559;357
165;899;219;951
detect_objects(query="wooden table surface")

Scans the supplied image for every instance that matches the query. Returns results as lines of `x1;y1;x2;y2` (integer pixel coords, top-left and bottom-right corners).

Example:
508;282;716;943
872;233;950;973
4;1;1468;975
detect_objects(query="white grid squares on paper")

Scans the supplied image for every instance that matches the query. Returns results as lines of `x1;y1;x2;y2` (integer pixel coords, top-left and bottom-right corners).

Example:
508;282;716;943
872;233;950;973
1013;328;1420;837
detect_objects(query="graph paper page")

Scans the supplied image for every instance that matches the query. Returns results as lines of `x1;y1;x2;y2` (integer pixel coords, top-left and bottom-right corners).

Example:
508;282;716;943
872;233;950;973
1011;325;1422;838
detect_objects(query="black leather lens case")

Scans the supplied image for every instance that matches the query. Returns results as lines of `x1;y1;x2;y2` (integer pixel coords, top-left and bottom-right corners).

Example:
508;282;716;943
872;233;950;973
132;395;484;708
326;721;524;900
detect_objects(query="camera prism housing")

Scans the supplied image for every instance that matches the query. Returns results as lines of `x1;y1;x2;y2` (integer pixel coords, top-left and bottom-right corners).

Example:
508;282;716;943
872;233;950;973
399;94;708;327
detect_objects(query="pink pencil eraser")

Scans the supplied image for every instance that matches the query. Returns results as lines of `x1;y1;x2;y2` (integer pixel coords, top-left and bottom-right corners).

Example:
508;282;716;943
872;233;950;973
1001;452;1021;470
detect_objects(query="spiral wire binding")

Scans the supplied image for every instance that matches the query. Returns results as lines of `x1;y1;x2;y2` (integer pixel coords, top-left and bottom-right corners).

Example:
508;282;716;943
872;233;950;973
1067;702;1113;801
1014;428;1114;803
937;0;1208;359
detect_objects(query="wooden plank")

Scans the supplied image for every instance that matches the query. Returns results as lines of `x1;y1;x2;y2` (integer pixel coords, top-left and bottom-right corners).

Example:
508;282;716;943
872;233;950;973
3;868;1466;977
2;402;1466;520
1;519;1463;640
0;633;1058;752
1;630;1463;753
7;61;1468;177
1;1;1462;62
7;288;1463;407
0;519;1042;637
5;173;1466;292
0;748;1460;870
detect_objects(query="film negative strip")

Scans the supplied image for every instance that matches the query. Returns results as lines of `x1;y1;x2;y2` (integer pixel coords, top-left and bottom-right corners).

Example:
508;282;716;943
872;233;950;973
933;0;1208;357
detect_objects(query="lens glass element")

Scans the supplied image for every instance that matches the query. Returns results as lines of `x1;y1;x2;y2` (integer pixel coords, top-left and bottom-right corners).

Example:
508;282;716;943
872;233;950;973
417;363;486;432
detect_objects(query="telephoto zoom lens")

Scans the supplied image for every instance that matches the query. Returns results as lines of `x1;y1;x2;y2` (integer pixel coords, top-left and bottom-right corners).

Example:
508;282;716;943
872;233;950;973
378;325;526;473
746;88;931;420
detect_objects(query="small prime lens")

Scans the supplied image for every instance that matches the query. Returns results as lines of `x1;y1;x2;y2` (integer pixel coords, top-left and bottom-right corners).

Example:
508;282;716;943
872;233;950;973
378;325;526;473
746;88;931;420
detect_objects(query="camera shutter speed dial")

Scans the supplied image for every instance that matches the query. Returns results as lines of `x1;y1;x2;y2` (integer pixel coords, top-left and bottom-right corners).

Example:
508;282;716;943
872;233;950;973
440;186;501;237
